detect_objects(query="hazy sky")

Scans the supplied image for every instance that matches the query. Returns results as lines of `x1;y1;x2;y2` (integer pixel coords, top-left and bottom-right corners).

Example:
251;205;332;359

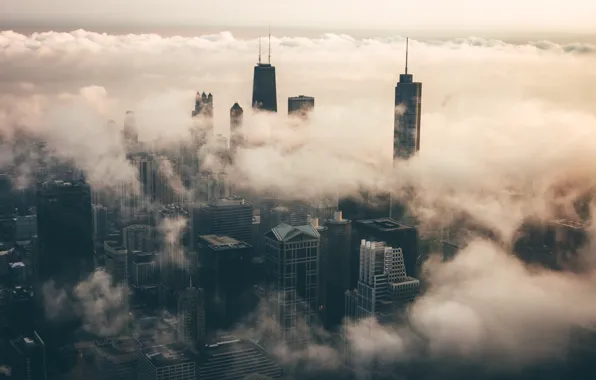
3;0;596;33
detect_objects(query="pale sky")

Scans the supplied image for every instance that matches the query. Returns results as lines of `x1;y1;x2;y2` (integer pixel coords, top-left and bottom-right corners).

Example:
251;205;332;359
2;0;596;33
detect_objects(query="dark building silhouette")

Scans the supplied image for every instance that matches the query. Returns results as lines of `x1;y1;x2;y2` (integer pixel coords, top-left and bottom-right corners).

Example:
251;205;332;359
252;36;277;112
191;92;215;145
177;281;206;347
192;92;214;118
8;331;47;380
288;95;314;118
318;212;352;330
94;338;141;380
394;38;422;160
197;235;252;332
35;180;94;286
230;103;244;158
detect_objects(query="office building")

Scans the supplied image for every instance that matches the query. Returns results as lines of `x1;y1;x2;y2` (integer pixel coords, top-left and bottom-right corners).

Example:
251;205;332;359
92;204;108;244
230;103;244;158
94;338;140;380
196;338;283;380
264;223;320;345
14;214;37;242
252;35;277;112
104;241;128;287
319;211;352;330
197;235;253;331
177;281;206;346
137;343;196;380
288;95;314;118
7;331;47;380
353;218;418;284
123;224;152;279
191;92;214;145
195;197;253;244
122;110;139;144
394;38;422;160
132;251;158;288
10;285;34;334
35;180;94;286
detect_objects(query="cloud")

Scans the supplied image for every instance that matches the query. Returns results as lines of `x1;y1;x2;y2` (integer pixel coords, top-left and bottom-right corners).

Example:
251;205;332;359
4;29;596;374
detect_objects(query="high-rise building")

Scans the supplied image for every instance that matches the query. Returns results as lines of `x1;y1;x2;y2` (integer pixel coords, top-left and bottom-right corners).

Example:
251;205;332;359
191;92;214;145
288;95;314;118
197;235;253;332
196;338;283;380
94;338;140;380
195;197;253;244
92;204;108;244
264;223;320;345
35;180;94;286
123;224;152;280
104;241;128;288
230;103;244;158
345;241;419;325
394;38;422;160
122;110;139;144
252;35;277;112
137;343;196;380
131;251;158;288
319;211;352;330
7;331;47;380
177;281;206;347
353;218;419;283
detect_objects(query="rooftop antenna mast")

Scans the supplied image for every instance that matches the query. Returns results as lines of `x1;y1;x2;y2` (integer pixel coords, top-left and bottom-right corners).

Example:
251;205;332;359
258;36;262;64
268;25;271;64
405;37;409;75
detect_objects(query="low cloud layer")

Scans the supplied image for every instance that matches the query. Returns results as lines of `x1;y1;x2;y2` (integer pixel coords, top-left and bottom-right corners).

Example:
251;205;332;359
3;30;596;374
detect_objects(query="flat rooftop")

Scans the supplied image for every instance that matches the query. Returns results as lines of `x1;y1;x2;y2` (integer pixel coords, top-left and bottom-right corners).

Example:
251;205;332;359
142;343;195;367
208;197;252;207
356;218;414;231
551;219;586;229
199;235;252;251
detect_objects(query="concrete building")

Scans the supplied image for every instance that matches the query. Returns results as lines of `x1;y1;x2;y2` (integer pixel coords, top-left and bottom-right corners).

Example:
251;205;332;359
137;343;196;380
132;251;158;288
230;103;244;159
264;223;320;345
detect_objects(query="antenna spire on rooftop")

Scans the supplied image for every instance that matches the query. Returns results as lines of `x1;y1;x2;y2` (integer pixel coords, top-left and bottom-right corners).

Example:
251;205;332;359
405;37;409;75
268;25;271;64
258;36;262;64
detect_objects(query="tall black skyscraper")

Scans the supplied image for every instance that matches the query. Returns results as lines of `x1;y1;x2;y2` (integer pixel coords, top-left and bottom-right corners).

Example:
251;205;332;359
394;38;422;160
251;34;277;112
288;95;314;118
35;180;94;286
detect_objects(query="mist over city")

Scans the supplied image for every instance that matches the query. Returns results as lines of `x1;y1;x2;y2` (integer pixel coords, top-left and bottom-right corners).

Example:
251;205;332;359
0;1;596;380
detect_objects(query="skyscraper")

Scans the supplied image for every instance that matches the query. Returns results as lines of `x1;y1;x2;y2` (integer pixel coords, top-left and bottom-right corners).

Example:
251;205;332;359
35;180;94;286
191;92;215;145
288;95;315;118
122;111;139;144
177;281;206;347
263;223;319;345
195;198;253;244
138;344;196;380
394;38;422;160
8;332;47;380
319;211;352;330
230;103;244;158
252;35;277;112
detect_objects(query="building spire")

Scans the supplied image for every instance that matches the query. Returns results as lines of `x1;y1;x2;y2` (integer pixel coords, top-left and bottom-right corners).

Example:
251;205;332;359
268;26;271;64
258;36;262;64
405;37;409;75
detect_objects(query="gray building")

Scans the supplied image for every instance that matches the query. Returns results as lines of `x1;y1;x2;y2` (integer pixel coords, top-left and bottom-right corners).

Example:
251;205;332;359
264;223;320;345
7;331;46;380
196;338;283;380
104;241;128;287
177;282;206;347
137;343;196;380
230;103;244;159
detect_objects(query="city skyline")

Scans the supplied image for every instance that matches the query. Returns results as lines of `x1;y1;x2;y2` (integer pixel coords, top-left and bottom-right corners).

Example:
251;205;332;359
1;10;596;380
